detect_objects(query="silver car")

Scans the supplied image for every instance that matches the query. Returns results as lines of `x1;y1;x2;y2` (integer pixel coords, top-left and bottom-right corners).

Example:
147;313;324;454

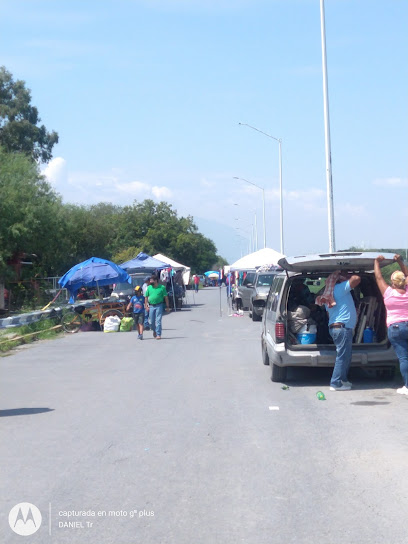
235;271;256;310
261;252;399;382
249;272;277;321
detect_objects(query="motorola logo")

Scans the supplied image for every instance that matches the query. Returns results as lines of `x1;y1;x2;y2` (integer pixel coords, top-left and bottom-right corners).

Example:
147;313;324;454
9;503;42;536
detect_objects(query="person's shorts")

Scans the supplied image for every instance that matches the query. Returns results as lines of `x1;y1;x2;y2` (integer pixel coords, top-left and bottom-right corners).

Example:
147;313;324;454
133;313;145;325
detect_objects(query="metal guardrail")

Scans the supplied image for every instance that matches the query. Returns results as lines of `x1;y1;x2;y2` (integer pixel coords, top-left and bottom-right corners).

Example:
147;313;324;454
0;308;63;329
0;299;115;329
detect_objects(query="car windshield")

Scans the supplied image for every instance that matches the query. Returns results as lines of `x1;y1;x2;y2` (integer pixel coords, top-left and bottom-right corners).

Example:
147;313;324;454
112;282;132;293
256;274;275;287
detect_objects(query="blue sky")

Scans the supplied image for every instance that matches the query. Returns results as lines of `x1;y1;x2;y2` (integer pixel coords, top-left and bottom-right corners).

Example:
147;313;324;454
1;0;407;263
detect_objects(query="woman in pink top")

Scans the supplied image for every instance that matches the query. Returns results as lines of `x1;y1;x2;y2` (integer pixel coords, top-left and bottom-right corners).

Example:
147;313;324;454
374;254;408;394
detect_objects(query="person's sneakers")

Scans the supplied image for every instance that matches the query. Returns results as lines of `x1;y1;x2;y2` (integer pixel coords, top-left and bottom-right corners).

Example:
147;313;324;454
330;384;352;391
138;334;143;340
342;380;352;387
153;331;157;338
396;386;408;395
156;336;161;340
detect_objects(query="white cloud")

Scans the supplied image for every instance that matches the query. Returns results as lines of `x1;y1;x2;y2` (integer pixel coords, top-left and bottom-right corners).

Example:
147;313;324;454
200;178;216;188
42;157;67;186
116;181;151;195
373;177;408;187
286;188;326;201
338;203;367;217
43;158;173;204
152;186;173;199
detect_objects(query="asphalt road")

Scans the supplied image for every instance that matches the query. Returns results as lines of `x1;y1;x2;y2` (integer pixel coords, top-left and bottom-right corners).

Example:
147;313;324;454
1;287;408;544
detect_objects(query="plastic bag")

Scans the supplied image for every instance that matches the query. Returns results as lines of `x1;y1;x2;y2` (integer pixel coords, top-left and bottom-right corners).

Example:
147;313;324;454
120;317;134;332
103;315;121;333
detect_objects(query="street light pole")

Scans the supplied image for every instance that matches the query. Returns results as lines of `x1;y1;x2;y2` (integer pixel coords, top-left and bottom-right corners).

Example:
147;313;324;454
320;0;336;252
239;122;284;254
253;210;258;251
235;220;254;252
233;176;266;249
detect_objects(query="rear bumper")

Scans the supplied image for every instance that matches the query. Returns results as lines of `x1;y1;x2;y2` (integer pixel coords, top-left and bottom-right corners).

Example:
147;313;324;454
252;299;266;316
265;339;398;368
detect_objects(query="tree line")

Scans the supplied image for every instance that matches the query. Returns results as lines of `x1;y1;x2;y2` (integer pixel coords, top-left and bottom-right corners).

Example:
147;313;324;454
0;66;225;285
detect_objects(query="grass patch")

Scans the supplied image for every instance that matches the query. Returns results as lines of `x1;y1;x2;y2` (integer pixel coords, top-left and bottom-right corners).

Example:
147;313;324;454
0;317;62;354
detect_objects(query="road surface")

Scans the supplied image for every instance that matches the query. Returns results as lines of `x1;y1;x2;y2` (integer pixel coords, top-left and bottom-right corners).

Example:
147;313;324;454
1;287;408;543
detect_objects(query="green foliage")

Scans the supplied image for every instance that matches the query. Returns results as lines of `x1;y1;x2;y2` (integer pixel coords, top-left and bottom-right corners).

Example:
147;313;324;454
0;66;58;163
113;246;142;265
212;255;228;270
0;146;62;277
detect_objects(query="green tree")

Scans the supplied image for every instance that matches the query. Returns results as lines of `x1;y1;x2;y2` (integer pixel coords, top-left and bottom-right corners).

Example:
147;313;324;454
0;66;58;163
0;147;62;277
56;203;121;273
112;246;142;265
212;255;228;270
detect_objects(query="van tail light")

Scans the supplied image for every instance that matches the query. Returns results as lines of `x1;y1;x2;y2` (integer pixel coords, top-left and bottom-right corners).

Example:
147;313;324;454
275;322;285;343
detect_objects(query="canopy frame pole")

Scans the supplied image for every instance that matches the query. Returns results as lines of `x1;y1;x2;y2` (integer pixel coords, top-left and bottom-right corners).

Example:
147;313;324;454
170;271;177;311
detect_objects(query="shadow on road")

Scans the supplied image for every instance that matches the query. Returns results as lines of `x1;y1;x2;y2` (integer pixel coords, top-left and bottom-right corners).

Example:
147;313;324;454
280;366;400;391
0;407;55;417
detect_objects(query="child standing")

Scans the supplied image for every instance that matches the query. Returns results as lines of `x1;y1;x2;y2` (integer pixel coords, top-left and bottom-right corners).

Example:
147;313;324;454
127;285;145;339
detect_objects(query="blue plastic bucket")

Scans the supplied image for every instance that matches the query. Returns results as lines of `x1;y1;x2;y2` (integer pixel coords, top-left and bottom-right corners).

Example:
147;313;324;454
296;332;317;344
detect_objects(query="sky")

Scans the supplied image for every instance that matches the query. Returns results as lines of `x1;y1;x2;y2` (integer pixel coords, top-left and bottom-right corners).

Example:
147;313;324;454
1;0;407;264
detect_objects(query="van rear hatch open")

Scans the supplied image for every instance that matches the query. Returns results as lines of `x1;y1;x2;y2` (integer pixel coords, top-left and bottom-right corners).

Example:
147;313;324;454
278;252;395;273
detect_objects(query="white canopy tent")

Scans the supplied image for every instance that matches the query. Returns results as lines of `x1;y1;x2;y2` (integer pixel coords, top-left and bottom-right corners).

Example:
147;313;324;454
229;248;284;271
153;253;191;285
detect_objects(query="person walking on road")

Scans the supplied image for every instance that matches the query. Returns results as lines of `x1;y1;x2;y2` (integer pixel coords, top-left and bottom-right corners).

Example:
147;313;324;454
193;274;200;293
126;286;145;340
142;276;151;330
145;274;170;340
317;270;361;391
374;254;408;395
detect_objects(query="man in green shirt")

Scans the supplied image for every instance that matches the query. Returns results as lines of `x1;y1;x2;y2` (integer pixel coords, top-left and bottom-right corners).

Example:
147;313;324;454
144;274;170;339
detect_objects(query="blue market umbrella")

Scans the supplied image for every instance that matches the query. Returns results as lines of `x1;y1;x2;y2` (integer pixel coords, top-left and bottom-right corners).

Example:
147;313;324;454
204;270;220;277
58;257;131;303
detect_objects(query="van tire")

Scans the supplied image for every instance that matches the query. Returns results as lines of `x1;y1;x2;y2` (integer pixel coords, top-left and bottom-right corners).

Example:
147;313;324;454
271;363;287;382
262;343;270;366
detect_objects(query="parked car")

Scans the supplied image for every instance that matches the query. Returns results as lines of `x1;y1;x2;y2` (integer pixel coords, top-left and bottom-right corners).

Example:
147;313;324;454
249;271;278;321
261;252;399;382
235;271;256;310
111;273;146;301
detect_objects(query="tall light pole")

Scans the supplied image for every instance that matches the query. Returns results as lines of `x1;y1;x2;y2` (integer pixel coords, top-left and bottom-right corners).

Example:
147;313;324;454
233;177;266;249
235;228;250;254
234;202;258;251
235;218;255;252
239;122;284;255
320;0;336;252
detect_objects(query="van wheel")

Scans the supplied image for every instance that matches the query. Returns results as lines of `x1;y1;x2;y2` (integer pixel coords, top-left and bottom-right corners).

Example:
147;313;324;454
262;344;270;366
271;363;287;382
